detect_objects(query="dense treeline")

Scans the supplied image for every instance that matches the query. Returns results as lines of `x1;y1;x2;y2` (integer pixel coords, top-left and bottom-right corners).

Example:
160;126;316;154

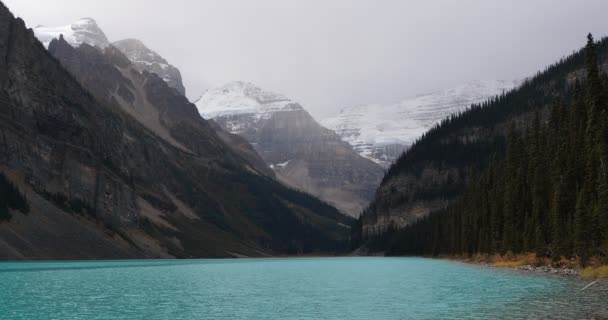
388;35;608;265
0;173;29;220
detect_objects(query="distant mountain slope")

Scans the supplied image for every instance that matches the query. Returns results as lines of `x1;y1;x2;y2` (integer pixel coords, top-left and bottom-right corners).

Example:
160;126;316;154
196;81;384;216
34;18;186;95
0;2;353;259
356;35;608;244
322;80;520;167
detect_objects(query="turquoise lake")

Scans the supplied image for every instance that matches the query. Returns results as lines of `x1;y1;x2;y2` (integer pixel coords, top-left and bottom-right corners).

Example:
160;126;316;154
0;257;606;319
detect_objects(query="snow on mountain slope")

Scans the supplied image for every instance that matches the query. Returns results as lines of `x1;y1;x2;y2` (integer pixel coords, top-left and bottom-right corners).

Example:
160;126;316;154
321;80;521;167
34;18;109;48
195;81;384;217
196;81;303;132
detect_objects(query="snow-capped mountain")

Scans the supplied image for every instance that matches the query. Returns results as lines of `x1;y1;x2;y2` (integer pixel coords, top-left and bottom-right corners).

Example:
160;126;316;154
34;18;185;95
196;81;384;217
196;81;302;127
34;18;110;49
112;39;186;95
321;80;521;167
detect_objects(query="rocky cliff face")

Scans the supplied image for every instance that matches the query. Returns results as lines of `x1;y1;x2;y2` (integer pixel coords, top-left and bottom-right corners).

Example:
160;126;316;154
0;2;353;259
322;80;520;167
196;82;384;217
112;39;186;96
34;18;186;96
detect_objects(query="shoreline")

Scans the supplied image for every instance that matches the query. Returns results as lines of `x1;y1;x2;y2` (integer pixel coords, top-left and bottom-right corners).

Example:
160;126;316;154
431;253;608;278
469;260;580;277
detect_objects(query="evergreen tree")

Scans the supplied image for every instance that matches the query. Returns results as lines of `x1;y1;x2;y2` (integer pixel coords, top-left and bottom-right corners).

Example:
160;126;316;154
574;183;591;265
585;34;604;111
0;173;29;221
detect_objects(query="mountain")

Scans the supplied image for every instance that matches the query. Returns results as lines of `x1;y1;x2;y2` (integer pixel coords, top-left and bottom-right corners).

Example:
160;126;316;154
195;81;384;217
355;34;608;247
34;18;109;48
112;39;186;96
34;18;186;95
321;80;520;168
0;2;353;260
385;35;608;264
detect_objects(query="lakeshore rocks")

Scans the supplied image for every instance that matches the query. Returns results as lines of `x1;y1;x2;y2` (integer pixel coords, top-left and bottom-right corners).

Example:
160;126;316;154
516;265;579;276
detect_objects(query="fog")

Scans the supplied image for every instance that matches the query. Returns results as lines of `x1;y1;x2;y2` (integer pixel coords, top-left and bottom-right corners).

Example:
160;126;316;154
5;0;608;117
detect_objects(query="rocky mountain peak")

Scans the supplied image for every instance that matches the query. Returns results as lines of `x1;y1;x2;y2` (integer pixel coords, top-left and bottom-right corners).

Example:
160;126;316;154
112;38;186;95
195;81;301;124
34;18;186;96
35;17;110;48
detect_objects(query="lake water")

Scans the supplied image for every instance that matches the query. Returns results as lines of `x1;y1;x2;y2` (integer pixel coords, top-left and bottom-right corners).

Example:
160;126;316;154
0;257;606;319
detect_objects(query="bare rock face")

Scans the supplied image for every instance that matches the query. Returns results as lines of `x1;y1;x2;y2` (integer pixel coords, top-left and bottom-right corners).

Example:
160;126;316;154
112;39;186;96
0;2;353;259
196;82;384;216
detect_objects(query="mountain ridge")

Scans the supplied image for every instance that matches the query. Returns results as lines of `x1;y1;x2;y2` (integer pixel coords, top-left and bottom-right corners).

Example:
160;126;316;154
196;81;384;217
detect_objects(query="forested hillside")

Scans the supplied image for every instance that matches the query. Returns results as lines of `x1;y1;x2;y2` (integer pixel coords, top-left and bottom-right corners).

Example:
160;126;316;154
357;33;608;243
387;35;608;265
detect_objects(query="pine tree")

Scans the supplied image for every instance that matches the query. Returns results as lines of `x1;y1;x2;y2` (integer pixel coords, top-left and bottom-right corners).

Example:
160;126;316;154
502;124;519;253
550;176;566;259
585;33;604;111
574;183;591;265
595;111;608;257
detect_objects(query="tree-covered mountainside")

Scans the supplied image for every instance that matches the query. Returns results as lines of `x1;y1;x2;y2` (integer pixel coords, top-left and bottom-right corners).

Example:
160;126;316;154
384;35;608;265
357;33;608;243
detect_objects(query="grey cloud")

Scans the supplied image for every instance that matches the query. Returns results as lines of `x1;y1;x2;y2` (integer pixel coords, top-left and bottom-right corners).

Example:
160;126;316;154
5;0;608;118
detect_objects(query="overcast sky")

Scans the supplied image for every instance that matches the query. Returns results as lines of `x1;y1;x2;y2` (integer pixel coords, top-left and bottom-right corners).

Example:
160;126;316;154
5;0;608;118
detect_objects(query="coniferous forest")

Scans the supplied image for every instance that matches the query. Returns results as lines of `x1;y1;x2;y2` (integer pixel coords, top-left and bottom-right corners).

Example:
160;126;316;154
0;173;29;221
388;35;608;265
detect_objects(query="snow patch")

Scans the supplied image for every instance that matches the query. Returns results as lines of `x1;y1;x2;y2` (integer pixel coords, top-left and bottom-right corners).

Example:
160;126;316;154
195;81;300;124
